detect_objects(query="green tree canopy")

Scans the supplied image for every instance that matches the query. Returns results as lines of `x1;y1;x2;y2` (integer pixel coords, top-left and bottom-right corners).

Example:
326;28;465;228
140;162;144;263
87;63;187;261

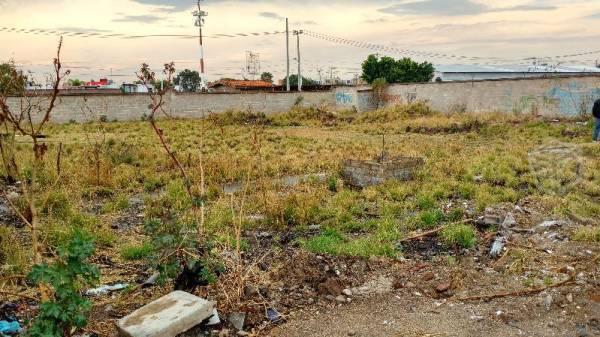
283;74;317;87
174;69;201;92
361;55;435;84
67;78;84;87
0;60;27;95
260;72;273;83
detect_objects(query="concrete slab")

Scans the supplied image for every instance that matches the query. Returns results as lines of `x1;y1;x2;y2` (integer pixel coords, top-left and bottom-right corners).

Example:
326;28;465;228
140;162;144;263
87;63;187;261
117;291;214;337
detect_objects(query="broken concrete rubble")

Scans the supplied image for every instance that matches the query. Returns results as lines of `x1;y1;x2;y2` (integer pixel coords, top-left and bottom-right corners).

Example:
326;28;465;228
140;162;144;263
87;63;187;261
227;312;246;331
117;291;214;337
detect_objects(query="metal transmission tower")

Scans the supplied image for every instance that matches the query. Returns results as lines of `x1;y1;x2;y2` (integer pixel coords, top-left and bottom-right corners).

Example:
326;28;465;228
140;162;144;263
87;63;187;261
245;51;261;79
293;30;303;91
192;0;208;89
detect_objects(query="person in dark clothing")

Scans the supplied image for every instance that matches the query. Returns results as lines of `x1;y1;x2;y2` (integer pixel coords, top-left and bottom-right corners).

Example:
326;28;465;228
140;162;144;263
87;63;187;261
594;99;600;141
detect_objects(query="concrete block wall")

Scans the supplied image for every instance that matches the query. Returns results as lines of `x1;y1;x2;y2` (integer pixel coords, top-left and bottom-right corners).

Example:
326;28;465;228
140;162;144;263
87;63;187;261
5;91;336;123
6;75;600;123
384;75;600;116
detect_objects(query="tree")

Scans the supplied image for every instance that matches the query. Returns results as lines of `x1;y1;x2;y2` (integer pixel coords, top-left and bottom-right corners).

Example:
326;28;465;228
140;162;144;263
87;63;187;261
67;78;83;87
260;72;273;83
361;54;434;84
371;77;388;108
174;69;201;92
282;74;317;87
0;60;27;95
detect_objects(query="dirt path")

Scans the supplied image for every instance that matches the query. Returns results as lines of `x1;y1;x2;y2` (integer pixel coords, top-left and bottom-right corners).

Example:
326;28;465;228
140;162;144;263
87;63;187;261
270;291;599;337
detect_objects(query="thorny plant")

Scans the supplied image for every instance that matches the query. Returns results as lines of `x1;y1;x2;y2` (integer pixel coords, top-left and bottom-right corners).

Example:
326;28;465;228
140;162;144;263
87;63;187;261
0;38;69;267
0;39;101;335
136;62;211;284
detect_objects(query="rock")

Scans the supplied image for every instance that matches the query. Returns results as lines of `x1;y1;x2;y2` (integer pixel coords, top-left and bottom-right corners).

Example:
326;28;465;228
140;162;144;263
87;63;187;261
308;225;321;231
537;220;564;231
470;315;484;322
435;282;451;293
544;294;553;310
218;329;230;337
502;213;516;227
421;271;435;281
243;285;258;297
117;291;214;337
483;208;505;226
227;312;246;331
348;330;357;336
6;192;19;200
405;281;416;288
566;293;573;303
207;308;221;326
318;278;343;296
143;272;160;288
489;236;506;258
266;308;281;323
236;331;249;336
576;323;588;337
342;289;353;296
335;295;346;303
86;283;129;296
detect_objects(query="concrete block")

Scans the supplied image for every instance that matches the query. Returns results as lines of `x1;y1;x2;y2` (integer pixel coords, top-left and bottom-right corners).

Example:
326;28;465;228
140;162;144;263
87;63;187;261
342;156;424;188
117;291;214;337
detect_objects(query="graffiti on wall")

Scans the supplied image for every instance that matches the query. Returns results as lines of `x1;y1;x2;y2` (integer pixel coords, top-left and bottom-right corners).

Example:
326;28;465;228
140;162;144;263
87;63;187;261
546;81;600;116
335;92;354;105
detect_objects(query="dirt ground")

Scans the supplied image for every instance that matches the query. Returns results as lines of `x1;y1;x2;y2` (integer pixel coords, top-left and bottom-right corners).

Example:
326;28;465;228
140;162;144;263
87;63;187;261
271;293;599;337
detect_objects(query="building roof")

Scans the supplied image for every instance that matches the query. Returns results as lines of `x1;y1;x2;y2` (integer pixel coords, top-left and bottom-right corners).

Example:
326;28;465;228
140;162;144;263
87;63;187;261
209;79;274;89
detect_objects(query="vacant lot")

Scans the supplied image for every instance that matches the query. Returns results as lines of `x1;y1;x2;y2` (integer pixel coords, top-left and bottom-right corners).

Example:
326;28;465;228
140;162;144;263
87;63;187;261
1;104;599;336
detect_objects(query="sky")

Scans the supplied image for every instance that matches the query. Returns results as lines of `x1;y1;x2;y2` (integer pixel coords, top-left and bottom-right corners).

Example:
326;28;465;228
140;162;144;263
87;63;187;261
1;0;600;83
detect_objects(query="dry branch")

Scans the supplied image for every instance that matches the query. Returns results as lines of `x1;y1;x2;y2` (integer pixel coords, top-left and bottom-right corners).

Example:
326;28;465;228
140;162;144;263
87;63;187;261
456;277;574;302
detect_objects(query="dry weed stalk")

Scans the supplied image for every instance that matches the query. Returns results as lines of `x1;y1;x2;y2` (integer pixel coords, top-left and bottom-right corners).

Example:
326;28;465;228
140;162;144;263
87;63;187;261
80;97;108;186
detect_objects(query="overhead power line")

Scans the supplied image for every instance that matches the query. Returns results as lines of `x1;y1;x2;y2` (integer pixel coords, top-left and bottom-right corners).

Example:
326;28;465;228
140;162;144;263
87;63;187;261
302;30;600;65
0;26;284;40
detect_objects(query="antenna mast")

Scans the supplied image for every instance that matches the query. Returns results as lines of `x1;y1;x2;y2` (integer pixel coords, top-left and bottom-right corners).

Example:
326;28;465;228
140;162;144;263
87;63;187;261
193;0;208;89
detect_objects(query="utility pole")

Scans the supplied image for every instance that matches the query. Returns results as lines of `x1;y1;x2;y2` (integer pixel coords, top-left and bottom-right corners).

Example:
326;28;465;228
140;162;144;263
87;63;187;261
193;0;208;90
286;18;290;91
293;30;303;91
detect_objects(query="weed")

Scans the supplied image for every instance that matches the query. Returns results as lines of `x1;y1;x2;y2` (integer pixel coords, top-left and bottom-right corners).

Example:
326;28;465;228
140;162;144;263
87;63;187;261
120;242;154;260
440;224;476;248
302;228;396;257
41;191;72;219
27;230;99;337
419;209;445;228
0;226;28;275
327;175;338;192
572;226;600;242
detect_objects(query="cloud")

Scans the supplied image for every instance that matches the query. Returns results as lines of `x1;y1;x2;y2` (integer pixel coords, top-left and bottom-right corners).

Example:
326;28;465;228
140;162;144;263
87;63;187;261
55;27;112;34
586;12;600;19
296;20;316;25
113;14;164;23
379;0;556;16
129;0;195;12
259;11;284;20
490;5;557;12
258;11;316;25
